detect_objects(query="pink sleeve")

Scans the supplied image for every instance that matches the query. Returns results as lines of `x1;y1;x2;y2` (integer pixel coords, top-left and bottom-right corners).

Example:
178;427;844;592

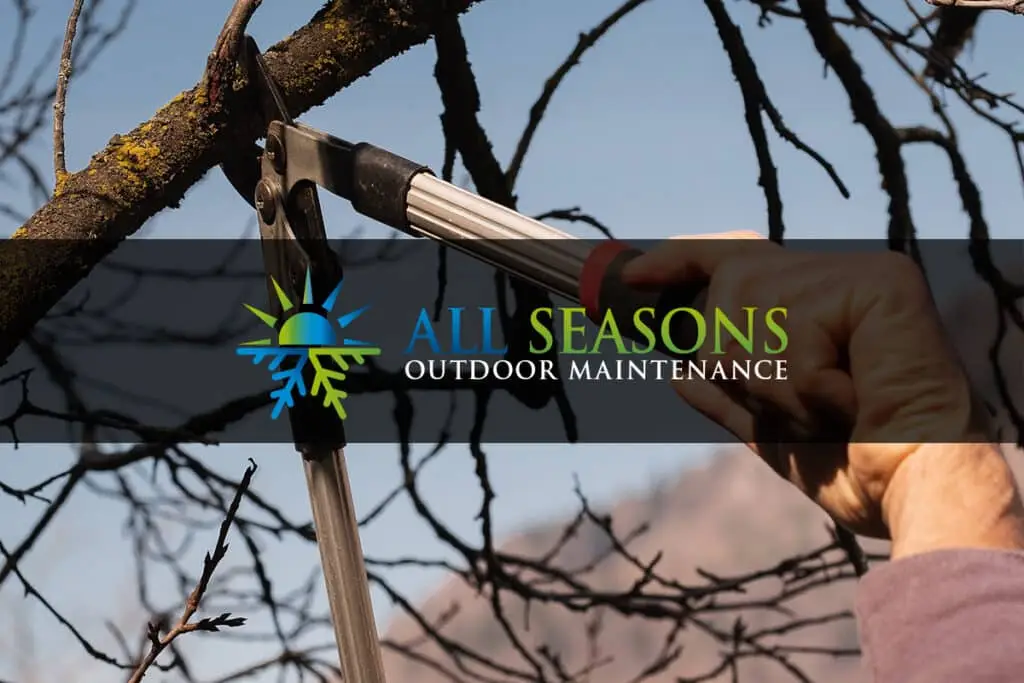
856;548;1024;682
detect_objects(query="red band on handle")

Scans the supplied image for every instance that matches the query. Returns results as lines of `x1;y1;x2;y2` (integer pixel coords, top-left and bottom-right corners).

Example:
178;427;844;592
579;240;630;320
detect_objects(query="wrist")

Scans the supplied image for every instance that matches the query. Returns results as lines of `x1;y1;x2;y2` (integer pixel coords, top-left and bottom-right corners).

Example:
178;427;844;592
882;442;1024;560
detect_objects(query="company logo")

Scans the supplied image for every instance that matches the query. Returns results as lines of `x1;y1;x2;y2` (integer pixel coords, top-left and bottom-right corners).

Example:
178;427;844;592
236;268;380;421
237;277;788;424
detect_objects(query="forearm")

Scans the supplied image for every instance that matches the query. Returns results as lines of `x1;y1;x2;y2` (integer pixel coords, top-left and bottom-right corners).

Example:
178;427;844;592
858;442;1024;682
882;442;1024;560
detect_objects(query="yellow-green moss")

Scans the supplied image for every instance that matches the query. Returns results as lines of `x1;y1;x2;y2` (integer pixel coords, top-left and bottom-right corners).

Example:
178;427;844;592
232;63;248;92
54;170;70;197
312;54;338;72
114;138;161;189
156;91;188;116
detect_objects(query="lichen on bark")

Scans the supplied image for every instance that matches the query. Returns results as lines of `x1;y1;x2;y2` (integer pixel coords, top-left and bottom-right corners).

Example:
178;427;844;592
0;0;483;365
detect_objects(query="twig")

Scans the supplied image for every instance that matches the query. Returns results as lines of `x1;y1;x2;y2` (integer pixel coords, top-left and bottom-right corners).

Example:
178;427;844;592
705;0;849;207
505;0;652;189
796;0;918;255
205;0;263;106
926;0;1024;13
0;538;129;669
705;0;785;241
829;523;869;577
533;207;614;238
125;459;256;683
0;469;83;590
52;0;85;189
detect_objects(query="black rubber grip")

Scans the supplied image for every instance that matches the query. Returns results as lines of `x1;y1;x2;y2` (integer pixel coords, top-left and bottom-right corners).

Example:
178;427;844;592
580;241;709;357
350;143;430;230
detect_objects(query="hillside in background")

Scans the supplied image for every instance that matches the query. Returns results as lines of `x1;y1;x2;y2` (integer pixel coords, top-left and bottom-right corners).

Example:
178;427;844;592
381;443;1024;683
381;448;876;682
380;272;1024;683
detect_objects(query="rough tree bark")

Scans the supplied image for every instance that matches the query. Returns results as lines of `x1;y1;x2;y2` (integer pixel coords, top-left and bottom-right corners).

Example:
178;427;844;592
0;0;485;366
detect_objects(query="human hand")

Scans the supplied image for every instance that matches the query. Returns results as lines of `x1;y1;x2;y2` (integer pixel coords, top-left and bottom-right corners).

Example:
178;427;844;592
623;232;1023;554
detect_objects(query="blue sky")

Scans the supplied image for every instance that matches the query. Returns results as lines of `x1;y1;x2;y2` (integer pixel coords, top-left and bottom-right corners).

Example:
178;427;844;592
1;1;1023;682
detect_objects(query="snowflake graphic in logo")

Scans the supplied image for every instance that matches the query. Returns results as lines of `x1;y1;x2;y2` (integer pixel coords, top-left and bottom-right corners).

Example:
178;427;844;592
236;268;380;420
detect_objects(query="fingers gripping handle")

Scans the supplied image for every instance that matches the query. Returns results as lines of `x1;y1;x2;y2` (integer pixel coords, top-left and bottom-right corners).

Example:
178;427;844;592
579;241;709;357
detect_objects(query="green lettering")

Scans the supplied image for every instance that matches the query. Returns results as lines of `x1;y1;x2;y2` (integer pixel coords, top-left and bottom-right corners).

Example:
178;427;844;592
631;308;657;353
713;307;755;355
662;308;705;355
764;306;788;354
594;310;627;353
529;307;554;353
561;307;589;354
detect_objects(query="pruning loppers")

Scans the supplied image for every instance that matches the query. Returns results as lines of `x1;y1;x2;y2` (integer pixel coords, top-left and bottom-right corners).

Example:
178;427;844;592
220;36;709;683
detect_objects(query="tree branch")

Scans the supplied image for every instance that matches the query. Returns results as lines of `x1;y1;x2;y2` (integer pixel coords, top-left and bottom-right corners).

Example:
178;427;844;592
505;0;652;189
0;0;486;366
705;0;785;241
126;460;257;683
52;0;85;190
204;0;264;107
796;0;918;254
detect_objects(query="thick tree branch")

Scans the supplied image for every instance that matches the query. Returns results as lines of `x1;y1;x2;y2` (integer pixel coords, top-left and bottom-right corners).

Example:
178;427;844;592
0;0;485;366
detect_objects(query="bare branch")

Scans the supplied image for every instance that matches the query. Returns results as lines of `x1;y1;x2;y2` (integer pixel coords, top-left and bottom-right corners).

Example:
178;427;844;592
52;0;85;189
0;537;129;669
796;0;919;255
505;0;652;190
533;207;615;238
705;0;785;240
204;0;264;106
126;460;257;683
705;0;849;218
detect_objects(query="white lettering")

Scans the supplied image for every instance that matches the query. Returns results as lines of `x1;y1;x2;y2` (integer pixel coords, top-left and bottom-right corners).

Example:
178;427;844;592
539;359;556;380
570;361;592;380
404;360;425;380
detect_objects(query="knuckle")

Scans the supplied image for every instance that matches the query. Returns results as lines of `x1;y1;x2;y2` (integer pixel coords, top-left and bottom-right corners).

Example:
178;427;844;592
869;249;920;280
865;250;929;298
871;249;916;272
713;258;751;292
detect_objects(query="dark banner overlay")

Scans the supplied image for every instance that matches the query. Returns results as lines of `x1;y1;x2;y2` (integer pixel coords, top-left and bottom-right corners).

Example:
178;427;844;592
1;239;1021;445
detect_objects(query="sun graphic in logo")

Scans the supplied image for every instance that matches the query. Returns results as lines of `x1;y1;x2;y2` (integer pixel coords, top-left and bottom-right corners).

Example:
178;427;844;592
236;268;381;421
